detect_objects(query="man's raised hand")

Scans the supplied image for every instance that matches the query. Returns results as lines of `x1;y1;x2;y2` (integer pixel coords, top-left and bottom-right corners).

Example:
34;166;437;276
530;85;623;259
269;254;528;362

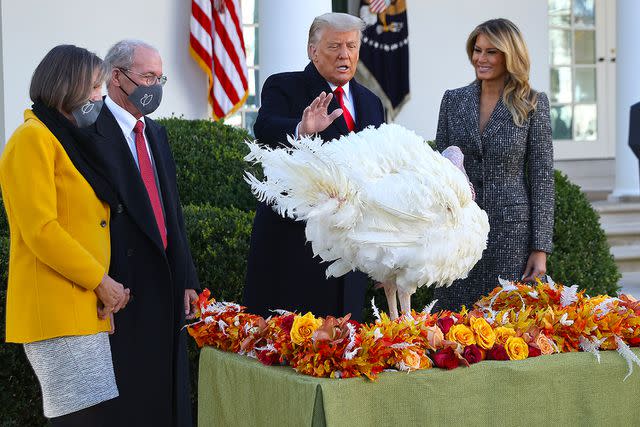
298;91;343;136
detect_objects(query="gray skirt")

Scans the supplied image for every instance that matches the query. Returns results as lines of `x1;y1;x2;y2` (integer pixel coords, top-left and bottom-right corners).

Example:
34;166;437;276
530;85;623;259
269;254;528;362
23;332;119;418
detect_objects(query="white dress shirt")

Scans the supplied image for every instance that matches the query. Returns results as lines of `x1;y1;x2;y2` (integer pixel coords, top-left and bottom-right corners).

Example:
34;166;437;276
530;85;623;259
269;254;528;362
104;95;167;235
327;81;356;124
104;95;154;169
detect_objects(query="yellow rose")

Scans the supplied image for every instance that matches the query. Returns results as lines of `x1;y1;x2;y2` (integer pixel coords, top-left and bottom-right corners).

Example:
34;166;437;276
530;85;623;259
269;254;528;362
505;336;529;360
290;312;322;345
470;317;496;349
535;334;555;355
494;326;517;346
446;324;476;346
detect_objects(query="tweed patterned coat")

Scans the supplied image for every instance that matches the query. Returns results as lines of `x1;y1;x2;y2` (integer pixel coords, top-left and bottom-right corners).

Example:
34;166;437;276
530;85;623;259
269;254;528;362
433;80;554;311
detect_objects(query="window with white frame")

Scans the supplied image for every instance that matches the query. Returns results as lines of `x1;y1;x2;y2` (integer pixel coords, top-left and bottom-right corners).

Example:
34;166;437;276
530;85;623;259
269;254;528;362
225;0;259;135
548;0;598;142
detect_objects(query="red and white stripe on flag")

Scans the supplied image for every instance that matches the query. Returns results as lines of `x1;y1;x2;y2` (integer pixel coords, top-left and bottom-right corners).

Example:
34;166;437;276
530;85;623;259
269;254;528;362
369;0;389;14
190;0;249;120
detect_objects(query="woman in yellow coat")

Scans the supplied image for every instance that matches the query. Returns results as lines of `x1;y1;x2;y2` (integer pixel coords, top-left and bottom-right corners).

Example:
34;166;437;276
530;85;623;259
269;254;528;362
0;45;130;424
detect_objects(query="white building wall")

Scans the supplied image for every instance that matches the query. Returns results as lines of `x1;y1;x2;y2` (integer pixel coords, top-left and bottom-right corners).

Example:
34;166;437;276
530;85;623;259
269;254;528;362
395;0;550;140
0;0;209;147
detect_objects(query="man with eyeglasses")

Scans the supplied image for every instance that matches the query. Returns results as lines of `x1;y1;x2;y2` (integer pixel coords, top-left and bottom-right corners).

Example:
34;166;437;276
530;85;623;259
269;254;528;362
86;39;199;426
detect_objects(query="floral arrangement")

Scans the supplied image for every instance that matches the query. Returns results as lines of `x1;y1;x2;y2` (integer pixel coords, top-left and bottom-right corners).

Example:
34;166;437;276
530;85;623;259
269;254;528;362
187;278;640;380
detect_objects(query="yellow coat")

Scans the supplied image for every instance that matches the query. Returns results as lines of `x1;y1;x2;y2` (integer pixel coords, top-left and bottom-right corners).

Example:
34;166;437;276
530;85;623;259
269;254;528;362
0;110;111;343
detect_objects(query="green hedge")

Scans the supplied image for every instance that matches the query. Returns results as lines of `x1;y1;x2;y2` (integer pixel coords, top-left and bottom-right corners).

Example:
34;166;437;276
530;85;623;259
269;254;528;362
0;202;46;426
158;118;260;210
547;170;620;295
183;204;254;305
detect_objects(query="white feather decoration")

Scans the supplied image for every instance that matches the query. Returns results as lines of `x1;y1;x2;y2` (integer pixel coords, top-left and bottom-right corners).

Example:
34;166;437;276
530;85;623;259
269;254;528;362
371;297;381;321
559;313;574;326
546;275;557;290
615;336;640;381
560;284;579;307
422;299;439;314
579;336;606;363
245;123;490;301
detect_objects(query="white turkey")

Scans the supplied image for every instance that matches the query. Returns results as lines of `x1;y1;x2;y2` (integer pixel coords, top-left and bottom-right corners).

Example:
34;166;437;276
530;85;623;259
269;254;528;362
244;123;490;319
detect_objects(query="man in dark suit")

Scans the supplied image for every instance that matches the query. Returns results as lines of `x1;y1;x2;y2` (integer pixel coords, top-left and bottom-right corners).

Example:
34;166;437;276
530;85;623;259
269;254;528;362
243;13;385;322
89;40;199;426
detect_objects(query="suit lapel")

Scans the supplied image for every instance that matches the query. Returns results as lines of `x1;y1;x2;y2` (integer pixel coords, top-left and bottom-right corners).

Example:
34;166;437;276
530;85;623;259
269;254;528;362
95;107;165;250
461;81;483;154
481;97;511;143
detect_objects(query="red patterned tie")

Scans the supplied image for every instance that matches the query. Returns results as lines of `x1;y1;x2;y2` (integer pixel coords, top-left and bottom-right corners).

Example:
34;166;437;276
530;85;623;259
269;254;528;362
333;86;355;132
133;120;167;248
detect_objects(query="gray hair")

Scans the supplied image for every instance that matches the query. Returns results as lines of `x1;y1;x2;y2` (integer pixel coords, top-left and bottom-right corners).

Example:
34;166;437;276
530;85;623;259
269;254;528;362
307;12;366;49
29;44;108;114
104;39;157;70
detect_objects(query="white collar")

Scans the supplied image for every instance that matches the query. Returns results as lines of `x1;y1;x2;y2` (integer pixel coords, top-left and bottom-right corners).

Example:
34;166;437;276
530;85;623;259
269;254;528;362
105;95;146;136
327;81;352;103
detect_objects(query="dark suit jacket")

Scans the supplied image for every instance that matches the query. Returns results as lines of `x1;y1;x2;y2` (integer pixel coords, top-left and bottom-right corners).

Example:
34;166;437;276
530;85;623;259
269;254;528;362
243;62;385;321
629;102;640;158
87;104;199;427
433;80;555;311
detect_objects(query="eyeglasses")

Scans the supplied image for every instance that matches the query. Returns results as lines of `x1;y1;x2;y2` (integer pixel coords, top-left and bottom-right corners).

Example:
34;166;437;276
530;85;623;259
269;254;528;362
118;68;167;86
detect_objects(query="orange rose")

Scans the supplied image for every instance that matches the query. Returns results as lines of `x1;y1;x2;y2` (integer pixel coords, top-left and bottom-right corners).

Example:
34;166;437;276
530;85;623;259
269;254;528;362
535;333;555;355
290;312;322;345
446;324;476;346
403;350;423;371
424;326;444;350
470;317;496;349
505;336;529;360
494;326;517;346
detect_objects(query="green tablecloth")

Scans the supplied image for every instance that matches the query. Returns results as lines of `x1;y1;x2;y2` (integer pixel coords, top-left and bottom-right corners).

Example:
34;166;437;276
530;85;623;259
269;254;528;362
198;346;640;427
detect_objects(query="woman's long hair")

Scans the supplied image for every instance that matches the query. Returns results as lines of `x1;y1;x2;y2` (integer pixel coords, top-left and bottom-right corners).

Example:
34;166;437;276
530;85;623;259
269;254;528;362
466;18;537;127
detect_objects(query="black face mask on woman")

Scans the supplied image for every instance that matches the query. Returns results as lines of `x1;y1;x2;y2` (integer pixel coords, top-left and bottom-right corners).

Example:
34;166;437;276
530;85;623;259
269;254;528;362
119;71;163;116
71;99;103;128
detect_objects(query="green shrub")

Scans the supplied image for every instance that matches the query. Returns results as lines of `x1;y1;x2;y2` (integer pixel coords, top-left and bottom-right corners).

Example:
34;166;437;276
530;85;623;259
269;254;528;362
0;233;46;426
158;118;261;211
182;204;254;303
547;170;620;295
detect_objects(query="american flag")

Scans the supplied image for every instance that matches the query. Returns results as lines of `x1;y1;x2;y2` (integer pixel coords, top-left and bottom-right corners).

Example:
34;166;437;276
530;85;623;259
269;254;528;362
190;0;249;120
369;0;390;14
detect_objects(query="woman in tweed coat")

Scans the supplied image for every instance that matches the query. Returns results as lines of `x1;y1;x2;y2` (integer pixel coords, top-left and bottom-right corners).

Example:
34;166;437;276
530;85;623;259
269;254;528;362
433;18;554;311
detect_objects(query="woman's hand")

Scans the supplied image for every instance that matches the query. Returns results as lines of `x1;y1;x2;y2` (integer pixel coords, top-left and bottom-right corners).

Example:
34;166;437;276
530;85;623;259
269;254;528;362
95;274;130;319
521;250;547;282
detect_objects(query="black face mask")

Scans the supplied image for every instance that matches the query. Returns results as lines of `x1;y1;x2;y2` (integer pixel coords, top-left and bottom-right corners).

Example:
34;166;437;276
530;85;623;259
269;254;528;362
119;70;163;116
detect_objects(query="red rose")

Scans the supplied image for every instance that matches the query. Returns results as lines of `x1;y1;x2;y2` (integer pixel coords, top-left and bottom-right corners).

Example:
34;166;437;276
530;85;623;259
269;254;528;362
280;314;295;334
432;347;460;370
256;350;279;366
437;317;454;335
486;344;509;361
463;344;484;365
347;319;361;330
527;345;541;358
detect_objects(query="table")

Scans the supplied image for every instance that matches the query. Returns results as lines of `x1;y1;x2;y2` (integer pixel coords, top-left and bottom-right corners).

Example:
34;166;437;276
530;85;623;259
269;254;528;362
198;346;640;426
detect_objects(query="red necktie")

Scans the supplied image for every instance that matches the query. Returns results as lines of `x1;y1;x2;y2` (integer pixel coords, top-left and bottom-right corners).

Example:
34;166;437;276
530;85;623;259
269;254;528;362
133;120;167;248
333;86;355;132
